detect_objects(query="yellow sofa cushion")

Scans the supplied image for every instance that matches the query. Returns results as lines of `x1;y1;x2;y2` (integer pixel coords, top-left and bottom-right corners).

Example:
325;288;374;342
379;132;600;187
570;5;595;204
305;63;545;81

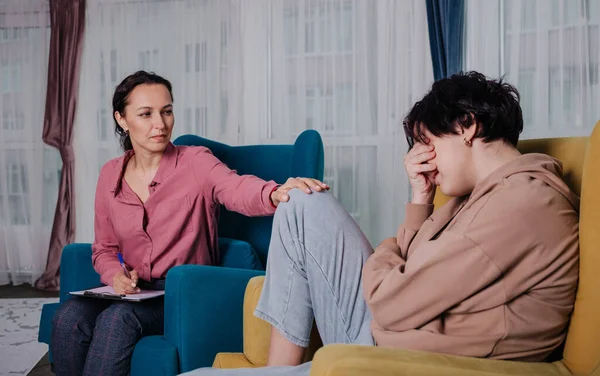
310;345;571;376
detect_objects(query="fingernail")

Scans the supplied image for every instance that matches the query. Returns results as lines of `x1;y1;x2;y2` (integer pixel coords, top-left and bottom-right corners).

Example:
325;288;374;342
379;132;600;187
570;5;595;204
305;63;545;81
136;288;141;293
131;283;136;287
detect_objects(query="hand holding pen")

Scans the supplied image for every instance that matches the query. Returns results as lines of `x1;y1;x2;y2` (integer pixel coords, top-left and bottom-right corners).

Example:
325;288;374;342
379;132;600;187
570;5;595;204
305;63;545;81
112;252;140;295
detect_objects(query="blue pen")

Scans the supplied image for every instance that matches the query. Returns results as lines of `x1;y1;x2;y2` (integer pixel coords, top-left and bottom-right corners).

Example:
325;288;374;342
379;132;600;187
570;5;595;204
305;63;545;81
117;253;132;279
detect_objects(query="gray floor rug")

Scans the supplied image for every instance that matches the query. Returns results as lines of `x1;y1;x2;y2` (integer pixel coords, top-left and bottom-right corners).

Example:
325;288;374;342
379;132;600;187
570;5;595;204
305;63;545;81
0;298;58;376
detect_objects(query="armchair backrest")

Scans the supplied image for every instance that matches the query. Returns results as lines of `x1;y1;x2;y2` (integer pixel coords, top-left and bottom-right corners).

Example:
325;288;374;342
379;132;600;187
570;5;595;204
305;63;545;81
173;130;324;266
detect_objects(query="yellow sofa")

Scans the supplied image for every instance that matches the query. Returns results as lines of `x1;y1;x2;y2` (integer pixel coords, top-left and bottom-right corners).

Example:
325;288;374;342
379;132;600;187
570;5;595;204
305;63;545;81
214;120;600;376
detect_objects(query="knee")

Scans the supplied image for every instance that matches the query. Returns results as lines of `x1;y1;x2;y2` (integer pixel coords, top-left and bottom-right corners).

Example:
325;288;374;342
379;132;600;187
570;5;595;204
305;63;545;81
96;303;140;332
281;189;336;212
52;299;93;339
278;189;344;218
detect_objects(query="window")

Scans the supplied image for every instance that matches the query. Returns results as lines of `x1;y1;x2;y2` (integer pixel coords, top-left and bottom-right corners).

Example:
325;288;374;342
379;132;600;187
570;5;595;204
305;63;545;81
183;107;195;134
186;42;207;72
306;86;333;131
5;150;29;225
517;69;535;126
184;106;208;135
471;0;600;137
99;51;105;84
2;110;24;130
220;21;228;66
220;97;228;135
185;44;191;73
305;84;353;134
1;60;20;93
323;145;376;222
42;148;61;226
283;7;299;56
304;2;352;54
195;107;208;135
97;108;108;141
196;41;207;72
0;27;29;43
110;48;117;82
139;51;149;69
221;21;227;47
1;60;10;93
138;49;159;70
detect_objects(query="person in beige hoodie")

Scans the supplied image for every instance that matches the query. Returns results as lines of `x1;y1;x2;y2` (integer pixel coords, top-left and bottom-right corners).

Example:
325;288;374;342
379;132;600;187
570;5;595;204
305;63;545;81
183;72;579;376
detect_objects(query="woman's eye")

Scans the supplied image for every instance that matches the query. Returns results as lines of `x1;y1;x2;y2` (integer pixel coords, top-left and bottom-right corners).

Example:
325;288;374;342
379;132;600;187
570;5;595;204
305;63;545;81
162;110;173;116
140;112;151;117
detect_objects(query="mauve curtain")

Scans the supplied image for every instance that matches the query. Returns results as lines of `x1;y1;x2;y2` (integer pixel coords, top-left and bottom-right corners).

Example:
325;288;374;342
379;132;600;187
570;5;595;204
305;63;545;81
35;0;86;291
426;0;465;80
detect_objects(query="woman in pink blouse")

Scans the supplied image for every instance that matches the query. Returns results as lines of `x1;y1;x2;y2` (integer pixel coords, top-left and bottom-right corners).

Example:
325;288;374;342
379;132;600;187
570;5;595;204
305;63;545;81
50;71;327;376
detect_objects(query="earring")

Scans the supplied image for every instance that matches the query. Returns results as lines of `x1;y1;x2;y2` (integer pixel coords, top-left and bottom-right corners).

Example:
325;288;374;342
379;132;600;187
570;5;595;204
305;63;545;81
463;138;472;147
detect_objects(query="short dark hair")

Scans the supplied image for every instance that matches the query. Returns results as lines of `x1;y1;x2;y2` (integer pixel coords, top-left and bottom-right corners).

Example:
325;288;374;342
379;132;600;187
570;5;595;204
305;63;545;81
112;70;174;151
403;71;523;148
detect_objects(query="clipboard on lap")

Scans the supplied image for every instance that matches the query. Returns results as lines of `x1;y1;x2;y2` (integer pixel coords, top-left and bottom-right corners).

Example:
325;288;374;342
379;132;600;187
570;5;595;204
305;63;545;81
69;285;164;302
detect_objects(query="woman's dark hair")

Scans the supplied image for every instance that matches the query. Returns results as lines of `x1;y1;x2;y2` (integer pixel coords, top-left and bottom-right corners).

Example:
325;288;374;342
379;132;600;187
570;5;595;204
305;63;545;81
403;71;523;148
112;70;174;151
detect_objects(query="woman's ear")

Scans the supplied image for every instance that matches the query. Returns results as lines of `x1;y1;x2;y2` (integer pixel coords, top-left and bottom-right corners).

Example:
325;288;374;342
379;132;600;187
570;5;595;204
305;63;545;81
114;111;128;133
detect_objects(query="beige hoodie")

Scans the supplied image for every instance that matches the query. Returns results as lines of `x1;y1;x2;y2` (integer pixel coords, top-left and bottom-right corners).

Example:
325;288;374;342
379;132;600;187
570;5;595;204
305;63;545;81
362;153;579;361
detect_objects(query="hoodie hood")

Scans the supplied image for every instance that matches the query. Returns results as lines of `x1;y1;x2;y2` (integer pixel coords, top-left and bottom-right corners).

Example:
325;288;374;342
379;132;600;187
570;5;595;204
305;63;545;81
470;153;580;212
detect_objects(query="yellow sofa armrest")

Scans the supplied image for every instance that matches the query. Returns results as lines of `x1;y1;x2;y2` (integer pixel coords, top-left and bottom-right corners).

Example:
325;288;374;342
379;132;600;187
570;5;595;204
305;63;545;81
243;276;271;366
212;353;258;369
310;345;571;376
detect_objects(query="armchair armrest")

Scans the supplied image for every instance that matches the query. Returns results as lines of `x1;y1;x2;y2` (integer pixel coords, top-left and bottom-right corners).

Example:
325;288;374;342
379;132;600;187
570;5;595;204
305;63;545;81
310;345;570;376
59;243;101;302
131;336;178;376
39;244;101;347
163;264;265;373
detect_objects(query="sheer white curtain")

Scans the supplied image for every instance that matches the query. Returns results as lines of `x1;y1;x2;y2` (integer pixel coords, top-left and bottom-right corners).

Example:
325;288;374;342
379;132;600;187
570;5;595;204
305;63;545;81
75;0;432;245
466;0;600;139
0;1;59;286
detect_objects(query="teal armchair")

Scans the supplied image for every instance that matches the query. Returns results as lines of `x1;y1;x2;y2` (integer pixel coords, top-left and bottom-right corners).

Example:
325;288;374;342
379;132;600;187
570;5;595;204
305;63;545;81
38;130;325;375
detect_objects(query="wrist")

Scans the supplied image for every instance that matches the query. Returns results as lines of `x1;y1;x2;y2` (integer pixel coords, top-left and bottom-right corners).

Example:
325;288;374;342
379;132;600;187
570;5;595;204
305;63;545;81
268;184;281;209
411;192;435;205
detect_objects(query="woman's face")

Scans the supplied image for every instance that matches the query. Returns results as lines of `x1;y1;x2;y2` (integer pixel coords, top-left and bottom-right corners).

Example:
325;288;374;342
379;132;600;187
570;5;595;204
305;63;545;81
115;83;174;154
420;127;475;197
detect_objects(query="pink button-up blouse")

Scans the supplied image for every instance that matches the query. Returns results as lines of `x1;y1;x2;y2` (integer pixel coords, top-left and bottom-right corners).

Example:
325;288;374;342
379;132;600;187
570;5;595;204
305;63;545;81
91;143;277;286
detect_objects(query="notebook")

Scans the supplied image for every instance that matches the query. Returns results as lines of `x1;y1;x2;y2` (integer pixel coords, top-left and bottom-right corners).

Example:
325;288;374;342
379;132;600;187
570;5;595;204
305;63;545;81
69;285;165;302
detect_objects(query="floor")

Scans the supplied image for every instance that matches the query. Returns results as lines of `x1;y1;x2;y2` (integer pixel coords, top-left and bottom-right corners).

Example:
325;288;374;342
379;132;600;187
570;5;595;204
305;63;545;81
0;284;58;299
0;284;58;376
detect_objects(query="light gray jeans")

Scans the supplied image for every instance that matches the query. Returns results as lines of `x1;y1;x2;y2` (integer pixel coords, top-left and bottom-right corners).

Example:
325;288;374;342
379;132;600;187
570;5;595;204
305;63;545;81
180;190;375;376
